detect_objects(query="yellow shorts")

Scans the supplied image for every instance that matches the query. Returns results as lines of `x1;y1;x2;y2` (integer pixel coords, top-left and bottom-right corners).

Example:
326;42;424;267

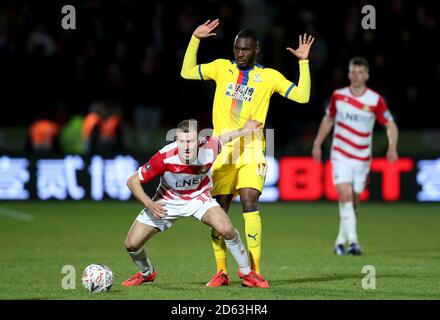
211;161;267;198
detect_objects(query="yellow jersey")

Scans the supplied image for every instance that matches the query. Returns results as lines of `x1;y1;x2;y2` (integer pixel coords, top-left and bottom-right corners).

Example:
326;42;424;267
181;36;311;164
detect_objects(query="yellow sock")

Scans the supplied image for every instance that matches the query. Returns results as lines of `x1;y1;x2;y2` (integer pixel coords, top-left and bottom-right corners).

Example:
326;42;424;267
243;211;261;273
210;228;227;273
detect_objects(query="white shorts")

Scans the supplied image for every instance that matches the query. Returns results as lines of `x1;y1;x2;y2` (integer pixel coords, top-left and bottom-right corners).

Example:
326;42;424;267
331;159;370;194
135;194;220;232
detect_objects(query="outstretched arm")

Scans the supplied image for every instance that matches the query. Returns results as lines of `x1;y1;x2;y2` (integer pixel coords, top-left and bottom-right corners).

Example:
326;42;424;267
311;115;334;163
284;34;315;103
216;117;263;145
385;121;398;163
180;19;219;79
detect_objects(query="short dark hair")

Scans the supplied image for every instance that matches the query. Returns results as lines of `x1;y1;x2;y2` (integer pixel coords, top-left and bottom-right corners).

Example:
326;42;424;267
236;28;258;43
349;57;369;72
177;119;198;133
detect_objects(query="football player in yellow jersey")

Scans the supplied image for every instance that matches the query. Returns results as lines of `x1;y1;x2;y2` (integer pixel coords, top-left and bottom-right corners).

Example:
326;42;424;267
181;19;315;287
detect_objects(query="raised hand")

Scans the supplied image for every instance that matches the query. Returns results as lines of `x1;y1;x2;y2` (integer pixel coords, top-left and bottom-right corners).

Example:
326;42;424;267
286;33;315;60
193;19;220;39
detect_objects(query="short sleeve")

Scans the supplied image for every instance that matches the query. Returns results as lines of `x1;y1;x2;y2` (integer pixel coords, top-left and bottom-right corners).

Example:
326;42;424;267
325;92;337;117
375;96;394;126
137;151;166;184
199;59;222;81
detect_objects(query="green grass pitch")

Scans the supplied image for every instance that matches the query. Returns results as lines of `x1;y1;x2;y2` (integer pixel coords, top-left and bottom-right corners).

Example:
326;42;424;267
0;201;439;300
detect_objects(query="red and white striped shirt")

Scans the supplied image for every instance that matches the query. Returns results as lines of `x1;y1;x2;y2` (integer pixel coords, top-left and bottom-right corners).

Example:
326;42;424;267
137;136;222;200
326;87;393;162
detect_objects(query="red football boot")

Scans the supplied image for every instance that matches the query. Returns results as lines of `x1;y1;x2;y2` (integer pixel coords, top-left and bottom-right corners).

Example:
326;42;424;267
206;270;230;287
121;271;156;286
238;269;270;288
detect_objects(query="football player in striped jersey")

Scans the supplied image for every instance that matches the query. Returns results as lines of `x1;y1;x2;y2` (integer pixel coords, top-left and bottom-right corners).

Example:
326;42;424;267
121;118;269;288
312;57;399;256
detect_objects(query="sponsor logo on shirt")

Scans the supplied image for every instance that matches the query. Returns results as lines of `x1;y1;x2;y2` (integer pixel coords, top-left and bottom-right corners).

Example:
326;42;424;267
225;83;255;102
175;177;202;188
340;112;371;122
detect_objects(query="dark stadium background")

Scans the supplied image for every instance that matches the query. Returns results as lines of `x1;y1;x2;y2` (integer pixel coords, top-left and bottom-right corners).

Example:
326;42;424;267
1;1;438;143
0;0;438;201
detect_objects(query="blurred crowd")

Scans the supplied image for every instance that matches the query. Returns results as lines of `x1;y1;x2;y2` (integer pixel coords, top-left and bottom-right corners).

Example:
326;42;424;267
0;0;438;155
26;100;125;155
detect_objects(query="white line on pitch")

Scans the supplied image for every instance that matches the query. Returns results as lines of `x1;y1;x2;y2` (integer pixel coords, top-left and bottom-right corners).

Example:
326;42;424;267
0;206;34;222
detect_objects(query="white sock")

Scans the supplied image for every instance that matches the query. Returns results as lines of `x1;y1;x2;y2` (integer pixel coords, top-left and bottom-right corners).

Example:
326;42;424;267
335;217;347;246
224;230;251;275
339;201;358;244
128;247;154;276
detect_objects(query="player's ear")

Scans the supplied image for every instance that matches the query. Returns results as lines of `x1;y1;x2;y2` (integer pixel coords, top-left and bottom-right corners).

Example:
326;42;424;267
255;42;260;54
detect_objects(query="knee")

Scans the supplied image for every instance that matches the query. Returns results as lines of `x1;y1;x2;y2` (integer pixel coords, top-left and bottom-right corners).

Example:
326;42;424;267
338;189;352;203
217;223;236;240
241;196;259;212
124;238;141;252
338;187;353;202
